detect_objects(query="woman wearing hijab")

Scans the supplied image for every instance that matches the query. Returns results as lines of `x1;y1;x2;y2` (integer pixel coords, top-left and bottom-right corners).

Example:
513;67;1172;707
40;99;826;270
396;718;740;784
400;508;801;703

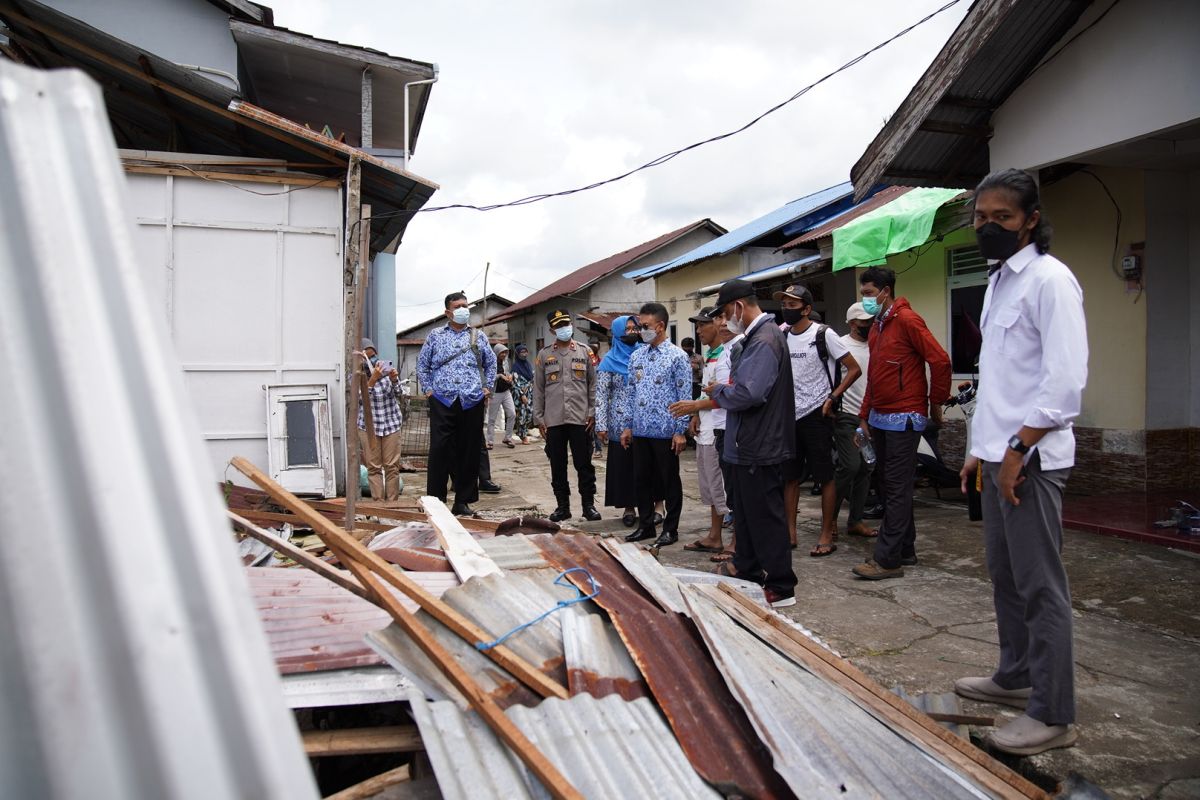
511;343;535;444
595;315;664;527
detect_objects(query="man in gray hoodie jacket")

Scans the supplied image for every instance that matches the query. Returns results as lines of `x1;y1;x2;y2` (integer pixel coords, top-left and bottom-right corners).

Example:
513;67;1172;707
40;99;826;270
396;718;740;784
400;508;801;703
709;280;797;608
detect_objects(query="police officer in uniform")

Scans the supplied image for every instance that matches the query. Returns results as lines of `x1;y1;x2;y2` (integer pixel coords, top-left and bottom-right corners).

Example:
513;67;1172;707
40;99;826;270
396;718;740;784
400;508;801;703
535;309;601;522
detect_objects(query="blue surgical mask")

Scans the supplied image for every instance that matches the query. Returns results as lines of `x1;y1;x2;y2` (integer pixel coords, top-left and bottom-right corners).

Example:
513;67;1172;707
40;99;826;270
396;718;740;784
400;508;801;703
555;324;574;342
451;307;471;325
861;296;881;316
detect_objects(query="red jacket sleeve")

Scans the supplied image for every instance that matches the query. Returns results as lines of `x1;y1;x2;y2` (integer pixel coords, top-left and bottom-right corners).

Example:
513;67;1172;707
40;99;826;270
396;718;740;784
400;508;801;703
906;313;952;406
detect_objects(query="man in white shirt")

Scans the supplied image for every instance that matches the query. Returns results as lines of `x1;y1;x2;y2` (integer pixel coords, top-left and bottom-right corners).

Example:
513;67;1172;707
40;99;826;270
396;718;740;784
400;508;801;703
775;284;861;558
834;302;876;538
956;169;1088;756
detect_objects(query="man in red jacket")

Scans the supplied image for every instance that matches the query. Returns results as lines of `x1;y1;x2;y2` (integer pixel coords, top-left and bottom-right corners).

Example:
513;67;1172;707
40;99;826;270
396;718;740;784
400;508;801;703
853;266;951;580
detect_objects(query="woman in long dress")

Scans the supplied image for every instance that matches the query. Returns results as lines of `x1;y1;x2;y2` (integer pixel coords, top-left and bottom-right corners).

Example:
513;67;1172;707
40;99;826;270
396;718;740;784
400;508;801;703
511;343;535;444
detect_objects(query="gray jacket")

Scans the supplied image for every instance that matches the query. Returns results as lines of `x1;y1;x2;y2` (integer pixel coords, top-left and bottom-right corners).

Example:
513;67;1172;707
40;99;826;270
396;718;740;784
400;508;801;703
711;314;795;466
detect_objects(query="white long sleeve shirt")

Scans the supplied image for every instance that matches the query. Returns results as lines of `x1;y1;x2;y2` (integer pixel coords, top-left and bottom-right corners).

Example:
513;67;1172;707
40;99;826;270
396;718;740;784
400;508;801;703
969;244;1088;469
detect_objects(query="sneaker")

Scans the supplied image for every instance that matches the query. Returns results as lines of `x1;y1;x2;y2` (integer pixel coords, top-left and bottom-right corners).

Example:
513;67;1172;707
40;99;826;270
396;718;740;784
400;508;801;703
479;479;502;494
852;559;904;580
763;587;796;608
954;676;1031;709
988;714;1077;756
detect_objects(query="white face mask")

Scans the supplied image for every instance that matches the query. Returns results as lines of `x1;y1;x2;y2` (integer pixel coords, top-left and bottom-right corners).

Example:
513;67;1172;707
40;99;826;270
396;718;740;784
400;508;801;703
639;326;658;344
724;303;745;335
555;324;574;342
451;306;471;325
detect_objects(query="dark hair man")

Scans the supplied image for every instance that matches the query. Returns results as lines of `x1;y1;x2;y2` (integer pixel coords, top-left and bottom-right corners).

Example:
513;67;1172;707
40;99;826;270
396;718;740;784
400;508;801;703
416;291;497;516
619;302;692;547
534;309;600;522
852;266;951;581
774;284;861;558
681;336;703;399
707;280;797;608
955;168;1086;756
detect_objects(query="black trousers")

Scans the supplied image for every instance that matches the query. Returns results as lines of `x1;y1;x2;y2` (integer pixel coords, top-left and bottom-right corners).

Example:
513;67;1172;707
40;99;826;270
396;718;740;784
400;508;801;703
729;461;796;594
426;398;485;507
546;424;597;505
632;436;683;532
872;423;921;568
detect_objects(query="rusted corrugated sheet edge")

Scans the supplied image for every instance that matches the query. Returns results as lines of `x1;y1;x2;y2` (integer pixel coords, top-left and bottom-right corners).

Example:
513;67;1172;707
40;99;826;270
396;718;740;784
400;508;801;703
600;540;688;615
530;534;792;799
683;585;991;800
409;691;723;800
561;612;648;701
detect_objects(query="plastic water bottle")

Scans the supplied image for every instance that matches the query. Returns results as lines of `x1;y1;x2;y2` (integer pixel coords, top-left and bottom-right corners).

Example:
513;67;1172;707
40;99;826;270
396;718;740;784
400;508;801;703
855;426;877;466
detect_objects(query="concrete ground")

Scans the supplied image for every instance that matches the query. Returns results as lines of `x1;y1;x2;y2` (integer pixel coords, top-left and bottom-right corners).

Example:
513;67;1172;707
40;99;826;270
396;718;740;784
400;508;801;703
423;438;1200;799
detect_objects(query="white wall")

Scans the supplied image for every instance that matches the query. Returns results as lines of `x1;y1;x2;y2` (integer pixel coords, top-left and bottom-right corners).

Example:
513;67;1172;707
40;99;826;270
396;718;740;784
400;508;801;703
125;171;345;483
43;0;240;89
990;0;1200;170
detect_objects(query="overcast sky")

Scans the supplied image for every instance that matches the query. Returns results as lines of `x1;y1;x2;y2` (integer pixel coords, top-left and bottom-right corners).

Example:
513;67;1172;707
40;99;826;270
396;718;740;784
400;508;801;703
265;0;970;329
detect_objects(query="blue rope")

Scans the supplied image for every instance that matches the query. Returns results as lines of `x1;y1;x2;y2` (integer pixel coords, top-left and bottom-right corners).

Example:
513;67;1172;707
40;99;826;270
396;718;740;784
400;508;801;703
474;567;600;652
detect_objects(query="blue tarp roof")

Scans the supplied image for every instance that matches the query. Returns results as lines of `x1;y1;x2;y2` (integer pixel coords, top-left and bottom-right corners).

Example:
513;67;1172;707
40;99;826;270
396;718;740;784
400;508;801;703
624;181;856;281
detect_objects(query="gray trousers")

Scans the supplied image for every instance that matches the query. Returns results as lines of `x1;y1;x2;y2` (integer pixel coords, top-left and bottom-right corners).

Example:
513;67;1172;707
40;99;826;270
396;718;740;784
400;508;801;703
488;390;515;442
982;452;1075;725
833;412;873;527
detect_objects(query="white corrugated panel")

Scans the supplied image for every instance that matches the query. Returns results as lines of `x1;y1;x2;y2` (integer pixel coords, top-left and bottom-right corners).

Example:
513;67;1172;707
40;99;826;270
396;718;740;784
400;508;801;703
0;63;319;798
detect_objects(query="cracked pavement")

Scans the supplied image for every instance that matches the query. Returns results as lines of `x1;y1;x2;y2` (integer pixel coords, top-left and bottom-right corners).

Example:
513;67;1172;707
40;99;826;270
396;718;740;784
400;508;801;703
434;439;1200;798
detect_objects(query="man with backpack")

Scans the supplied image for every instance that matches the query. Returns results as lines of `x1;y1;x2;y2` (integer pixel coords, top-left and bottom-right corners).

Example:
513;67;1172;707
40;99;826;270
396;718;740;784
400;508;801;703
417;291;497;516
776;284;861;558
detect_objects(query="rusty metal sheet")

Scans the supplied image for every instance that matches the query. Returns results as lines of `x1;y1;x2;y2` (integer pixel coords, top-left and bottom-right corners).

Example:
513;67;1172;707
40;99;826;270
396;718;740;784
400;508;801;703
561;612;648;701
531;534;790;798
246;567;458;674
478;535;551;571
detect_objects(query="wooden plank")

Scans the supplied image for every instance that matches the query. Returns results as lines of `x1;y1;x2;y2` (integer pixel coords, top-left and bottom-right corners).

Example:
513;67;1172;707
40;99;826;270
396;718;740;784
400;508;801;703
233;508;392;533
230;457;568;703
302;726;422;757
122;164;338;187
230;465;582;800
227;511;368;600
421;496;502;581
324;765;410;800
710;584;1048;800
313;499;501;532
343;159;364;531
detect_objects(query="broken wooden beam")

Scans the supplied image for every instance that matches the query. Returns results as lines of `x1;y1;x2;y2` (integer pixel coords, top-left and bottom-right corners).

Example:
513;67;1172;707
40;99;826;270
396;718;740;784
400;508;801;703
302;726;421;757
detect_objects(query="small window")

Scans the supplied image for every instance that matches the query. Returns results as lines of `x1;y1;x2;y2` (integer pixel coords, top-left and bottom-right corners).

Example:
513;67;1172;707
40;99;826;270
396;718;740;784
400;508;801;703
946;246;988;376
284;400;320;467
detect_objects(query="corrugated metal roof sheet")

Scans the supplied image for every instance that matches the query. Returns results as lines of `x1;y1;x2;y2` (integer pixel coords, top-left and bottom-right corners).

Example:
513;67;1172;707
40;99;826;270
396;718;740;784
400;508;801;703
561;612;649;701
624;182;854;281
850;0;1090;197
410;692;723;800
780;186;916;249
247;567;459;674
684;586;990;799
280;666;413;709
487;219;724;323
0;61;318;798
531;534;790;798
479;534;553;571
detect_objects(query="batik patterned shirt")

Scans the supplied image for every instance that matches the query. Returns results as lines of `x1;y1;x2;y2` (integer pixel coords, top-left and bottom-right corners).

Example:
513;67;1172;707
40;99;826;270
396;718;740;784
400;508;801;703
619;340;692;439
416;325;497;410
358;375;404;436
594;371;629;434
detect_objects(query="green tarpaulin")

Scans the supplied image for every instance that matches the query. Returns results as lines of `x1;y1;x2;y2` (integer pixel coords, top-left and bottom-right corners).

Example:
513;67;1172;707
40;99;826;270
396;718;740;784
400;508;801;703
832;187;964;271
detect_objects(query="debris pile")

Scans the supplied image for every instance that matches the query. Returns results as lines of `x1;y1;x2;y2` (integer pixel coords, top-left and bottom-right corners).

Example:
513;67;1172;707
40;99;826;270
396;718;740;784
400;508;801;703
228;458;1050;799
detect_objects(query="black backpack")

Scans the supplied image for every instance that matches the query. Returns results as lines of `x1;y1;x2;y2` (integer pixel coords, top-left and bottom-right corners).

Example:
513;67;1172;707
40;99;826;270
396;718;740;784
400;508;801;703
812;325;842;412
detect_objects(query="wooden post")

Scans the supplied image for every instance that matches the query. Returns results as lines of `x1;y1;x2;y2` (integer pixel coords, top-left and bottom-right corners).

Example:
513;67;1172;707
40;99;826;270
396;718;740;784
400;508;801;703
229;457;568;702
343;158;363;530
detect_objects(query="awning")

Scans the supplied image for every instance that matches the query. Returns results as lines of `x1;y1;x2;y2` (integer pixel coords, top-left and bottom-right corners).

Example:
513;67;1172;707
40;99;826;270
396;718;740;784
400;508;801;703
694;253;822;296
832;187;964;271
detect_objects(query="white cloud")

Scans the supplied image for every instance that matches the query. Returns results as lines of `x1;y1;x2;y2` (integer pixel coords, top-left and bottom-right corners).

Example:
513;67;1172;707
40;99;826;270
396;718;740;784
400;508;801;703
265;0;970;328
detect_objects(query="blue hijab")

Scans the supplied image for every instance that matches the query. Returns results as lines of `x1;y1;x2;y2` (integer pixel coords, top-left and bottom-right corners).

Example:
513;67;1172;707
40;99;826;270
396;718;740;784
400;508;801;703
598;315;639;376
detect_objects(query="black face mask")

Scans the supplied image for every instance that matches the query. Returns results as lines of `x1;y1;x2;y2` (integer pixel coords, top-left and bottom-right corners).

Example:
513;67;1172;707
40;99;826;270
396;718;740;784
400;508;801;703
619;333;639;346
853;324;872;339
976;222;1023;261
782;307;806;326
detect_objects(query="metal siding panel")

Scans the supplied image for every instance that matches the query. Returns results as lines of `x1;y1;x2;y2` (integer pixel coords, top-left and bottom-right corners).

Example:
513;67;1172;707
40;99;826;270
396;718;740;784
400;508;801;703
0;62;318;798
280;230;343;365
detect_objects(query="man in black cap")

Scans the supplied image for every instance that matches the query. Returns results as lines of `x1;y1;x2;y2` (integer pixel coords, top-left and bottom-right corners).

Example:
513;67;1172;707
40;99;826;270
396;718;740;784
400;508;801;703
534;309;600;522
706;280;798;608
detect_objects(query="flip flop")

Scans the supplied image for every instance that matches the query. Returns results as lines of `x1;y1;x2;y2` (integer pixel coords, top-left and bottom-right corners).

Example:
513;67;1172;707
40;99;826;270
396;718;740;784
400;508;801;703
810;542;837;558
710;550;735;563
712;560;743;578
847;525;879;538
683;541;724;554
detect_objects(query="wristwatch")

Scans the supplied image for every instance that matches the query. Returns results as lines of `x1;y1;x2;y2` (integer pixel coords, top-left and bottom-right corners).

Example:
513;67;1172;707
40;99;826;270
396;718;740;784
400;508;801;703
1007;434;1030;455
